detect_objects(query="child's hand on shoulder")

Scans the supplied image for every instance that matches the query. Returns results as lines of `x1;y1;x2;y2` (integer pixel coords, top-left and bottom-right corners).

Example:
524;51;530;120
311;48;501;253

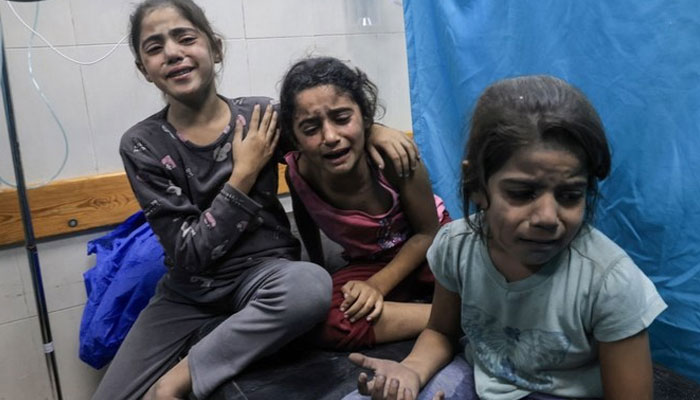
340;280;384;323
366;124;419;178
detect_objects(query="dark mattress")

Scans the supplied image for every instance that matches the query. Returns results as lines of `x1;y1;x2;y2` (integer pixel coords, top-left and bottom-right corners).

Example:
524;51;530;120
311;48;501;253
203;338;700;400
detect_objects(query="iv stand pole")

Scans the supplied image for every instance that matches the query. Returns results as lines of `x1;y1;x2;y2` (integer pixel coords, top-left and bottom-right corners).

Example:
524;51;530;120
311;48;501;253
1;12;63;400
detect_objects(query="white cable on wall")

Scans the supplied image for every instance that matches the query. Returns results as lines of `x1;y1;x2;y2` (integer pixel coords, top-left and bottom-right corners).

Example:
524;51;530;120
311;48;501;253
25;3;69;187
0;1;128;188
5;1;127;65
0;3;67;187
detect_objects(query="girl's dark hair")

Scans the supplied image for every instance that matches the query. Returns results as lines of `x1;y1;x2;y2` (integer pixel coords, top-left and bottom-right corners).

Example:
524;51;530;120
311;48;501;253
463;75;611;236
129;0;222;65
279;56;381;144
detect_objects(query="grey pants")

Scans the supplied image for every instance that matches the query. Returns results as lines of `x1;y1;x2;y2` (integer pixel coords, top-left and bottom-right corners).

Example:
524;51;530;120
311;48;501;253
91;258;331;400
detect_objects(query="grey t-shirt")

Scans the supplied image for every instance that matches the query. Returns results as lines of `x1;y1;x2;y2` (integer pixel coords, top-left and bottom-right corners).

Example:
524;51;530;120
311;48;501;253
428;219;667;400
120;96;299;300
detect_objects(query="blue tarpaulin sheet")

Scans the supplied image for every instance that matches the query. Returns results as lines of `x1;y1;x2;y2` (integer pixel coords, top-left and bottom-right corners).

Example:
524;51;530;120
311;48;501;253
403;0;700;382
79;211;166;369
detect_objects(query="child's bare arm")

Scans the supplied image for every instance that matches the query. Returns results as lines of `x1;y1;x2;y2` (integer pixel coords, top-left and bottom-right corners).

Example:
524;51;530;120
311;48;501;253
402;283;461;385
341;159;439;322
599;329;653;400
369;160;439;295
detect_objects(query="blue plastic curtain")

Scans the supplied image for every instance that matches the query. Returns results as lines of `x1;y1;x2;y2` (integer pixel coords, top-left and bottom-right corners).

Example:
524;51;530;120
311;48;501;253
403;0;700;382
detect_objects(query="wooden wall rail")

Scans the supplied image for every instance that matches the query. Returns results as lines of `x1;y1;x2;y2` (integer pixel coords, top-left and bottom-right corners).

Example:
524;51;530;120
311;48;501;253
0;172;140;246
0;165;290;246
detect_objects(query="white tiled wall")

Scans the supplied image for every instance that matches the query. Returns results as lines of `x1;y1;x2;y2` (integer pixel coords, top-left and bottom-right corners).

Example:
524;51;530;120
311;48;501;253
0;230;107;400
0;1;410;399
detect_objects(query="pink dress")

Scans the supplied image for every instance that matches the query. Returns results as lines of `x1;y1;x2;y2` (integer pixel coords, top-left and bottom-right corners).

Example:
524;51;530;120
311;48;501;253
284;151;448;350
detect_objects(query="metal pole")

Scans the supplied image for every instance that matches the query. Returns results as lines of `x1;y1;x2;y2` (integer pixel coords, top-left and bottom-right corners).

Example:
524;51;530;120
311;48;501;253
1;16;63;400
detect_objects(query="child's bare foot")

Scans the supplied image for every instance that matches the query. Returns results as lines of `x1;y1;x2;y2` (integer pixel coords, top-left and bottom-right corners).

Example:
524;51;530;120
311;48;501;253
142;357;192;400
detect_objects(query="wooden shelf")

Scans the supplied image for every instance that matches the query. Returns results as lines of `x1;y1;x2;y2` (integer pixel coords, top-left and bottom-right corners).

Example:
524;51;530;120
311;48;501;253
0;165;290;246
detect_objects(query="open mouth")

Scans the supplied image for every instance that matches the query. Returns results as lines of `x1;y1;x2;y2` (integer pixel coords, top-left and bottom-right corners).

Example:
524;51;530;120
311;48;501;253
520;238;558;245
167;67;194;79
322;148;350;160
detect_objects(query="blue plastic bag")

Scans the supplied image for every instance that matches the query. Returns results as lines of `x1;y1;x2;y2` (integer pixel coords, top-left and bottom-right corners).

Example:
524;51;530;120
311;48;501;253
79;211;167;369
